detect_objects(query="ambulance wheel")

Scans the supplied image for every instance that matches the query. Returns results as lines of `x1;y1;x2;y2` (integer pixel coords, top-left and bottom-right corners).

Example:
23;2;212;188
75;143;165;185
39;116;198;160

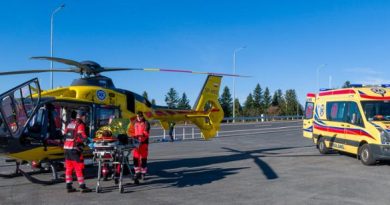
359;144;376;166
318;137;329;154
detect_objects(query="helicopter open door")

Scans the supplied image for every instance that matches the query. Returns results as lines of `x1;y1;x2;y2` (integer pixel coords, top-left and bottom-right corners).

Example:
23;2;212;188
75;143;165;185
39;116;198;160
0;78;41;141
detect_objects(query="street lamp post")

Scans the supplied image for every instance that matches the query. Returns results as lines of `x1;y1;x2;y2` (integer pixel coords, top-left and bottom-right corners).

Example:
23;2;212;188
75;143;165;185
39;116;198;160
232;46;246;123
50;4;65;89
316;64;327;93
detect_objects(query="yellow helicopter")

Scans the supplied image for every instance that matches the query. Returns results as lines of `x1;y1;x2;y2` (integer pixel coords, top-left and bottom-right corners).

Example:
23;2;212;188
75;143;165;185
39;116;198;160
0;56;244;184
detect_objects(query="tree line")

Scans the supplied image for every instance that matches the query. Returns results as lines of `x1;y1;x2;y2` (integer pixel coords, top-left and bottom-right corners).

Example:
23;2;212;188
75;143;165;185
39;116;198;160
142;83;303;117
219;84;303;117
142;89;191;109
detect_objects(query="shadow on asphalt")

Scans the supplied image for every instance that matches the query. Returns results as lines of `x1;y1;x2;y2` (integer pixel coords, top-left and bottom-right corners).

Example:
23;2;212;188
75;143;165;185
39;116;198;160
0;145;327;193
146;145;316;188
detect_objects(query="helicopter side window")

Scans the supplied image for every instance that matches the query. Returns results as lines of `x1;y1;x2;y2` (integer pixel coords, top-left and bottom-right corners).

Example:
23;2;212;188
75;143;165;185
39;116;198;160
27;107;46;139
97;107;120;127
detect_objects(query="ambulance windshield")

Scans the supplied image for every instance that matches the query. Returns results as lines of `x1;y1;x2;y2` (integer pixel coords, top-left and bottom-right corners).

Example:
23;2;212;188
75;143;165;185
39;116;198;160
361;101;390;121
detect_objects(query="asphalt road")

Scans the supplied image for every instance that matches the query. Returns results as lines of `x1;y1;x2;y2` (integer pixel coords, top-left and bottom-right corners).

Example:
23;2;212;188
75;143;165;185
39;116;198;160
2;120;390;205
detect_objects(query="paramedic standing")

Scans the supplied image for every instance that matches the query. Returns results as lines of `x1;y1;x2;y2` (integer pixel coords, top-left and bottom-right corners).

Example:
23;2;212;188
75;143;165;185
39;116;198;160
63;110;92;193
127;111;150;181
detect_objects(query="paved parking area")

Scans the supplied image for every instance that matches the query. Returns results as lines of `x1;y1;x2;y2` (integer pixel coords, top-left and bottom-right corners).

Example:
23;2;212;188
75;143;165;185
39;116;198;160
1;121;390;205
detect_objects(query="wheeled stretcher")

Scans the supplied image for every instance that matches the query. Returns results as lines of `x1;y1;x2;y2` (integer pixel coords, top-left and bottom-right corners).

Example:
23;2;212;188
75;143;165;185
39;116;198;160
93;136;139;193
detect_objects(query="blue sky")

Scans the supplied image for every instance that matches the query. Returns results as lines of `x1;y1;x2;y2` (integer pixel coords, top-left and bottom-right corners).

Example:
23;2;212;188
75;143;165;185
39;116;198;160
1;0;390;106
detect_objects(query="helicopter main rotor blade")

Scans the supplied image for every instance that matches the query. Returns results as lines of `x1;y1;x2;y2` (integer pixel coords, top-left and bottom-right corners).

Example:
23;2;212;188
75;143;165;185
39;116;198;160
0;69;74;76
142;68;251;77
101;67;144;72
31;56;250;77
31;56;89;71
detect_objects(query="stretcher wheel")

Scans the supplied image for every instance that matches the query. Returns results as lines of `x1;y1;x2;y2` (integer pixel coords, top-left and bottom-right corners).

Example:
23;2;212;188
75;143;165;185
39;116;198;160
119;185;124;193
96;185;101;193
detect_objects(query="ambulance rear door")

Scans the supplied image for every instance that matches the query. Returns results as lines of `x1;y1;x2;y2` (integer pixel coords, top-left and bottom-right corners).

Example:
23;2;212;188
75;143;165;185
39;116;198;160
303;93;316;138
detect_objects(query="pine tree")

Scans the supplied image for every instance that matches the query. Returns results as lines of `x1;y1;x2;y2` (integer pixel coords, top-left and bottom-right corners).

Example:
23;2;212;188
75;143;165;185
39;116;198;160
276;89;286;115
219;86;233;117
243;93;255;116
142;91;149;100
271;91;279;106
165;88;179;108
252;84;263;115
263;87;271;113
234;98;243;117
178;92;191;109
342;81;351;88
285;89;300;115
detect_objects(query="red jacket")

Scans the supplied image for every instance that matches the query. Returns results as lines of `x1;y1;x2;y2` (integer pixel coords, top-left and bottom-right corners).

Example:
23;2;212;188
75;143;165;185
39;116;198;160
128;119;150;142
63;120;88;150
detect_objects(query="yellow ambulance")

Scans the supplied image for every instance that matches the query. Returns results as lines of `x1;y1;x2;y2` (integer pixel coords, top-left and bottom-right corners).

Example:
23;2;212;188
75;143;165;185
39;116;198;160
303;85;390;165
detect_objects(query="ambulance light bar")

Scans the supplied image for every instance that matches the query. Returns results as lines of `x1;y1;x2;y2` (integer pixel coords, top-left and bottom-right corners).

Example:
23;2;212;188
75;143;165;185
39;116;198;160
319;88;332;91
349;84;363;88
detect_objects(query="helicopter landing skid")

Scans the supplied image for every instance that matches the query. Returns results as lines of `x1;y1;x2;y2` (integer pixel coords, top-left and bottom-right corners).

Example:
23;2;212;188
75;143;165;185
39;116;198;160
18;168;64;185
0;161;65;185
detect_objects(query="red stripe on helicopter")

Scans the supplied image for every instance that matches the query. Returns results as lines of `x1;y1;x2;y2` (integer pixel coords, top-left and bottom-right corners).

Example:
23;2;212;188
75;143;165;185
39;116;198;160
177;111;191;114
166;110;176;115
145;111;153;118
155;110;167;116
319;89;356;97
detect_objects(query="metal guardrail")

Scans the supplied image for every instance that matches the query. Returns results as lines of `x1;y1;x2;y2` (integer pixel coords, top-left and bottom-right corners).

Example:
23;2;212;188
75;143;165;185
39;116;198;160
223;115;303;123
150;115;303;142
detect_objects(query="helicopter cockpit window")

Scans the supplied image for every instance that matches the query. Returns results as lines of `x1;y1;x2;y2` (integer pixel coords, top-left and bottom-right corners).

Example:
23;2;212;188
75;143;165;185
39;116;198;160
1;96;18;133
28;81;40;107
21;84;36;118
0;78;41;138
97;107;120;127
13;89;28;128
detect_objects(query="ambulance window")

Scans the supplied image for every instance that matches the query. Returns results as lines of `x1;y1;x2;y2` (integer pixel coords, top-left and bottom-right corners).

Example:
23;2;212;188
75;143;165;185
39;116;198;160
361;101;390;121
326;102;346;122
304;102;314;119
347;102;364;127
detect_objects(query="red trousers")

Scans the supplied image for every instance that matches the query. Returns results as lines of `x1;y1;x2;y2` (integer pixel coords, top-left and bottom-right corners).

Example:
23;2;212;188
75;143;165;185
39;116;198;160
133;143;148;174
65;160;85;184
133;143;148;158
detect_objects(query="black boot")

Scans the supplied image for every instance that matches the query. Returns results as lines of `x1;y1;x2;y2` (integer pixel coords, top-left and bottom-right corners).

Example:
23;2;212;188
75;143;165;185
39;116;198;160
79;184;92;193
66;183;77;193
133;173;140;185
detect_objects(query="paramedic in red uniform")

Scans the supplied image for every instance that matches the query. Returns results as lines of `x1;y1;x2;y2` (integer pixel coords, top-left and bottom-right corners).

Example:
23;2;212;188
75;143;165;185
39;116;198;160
128;111;150;181
63;110;92;193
